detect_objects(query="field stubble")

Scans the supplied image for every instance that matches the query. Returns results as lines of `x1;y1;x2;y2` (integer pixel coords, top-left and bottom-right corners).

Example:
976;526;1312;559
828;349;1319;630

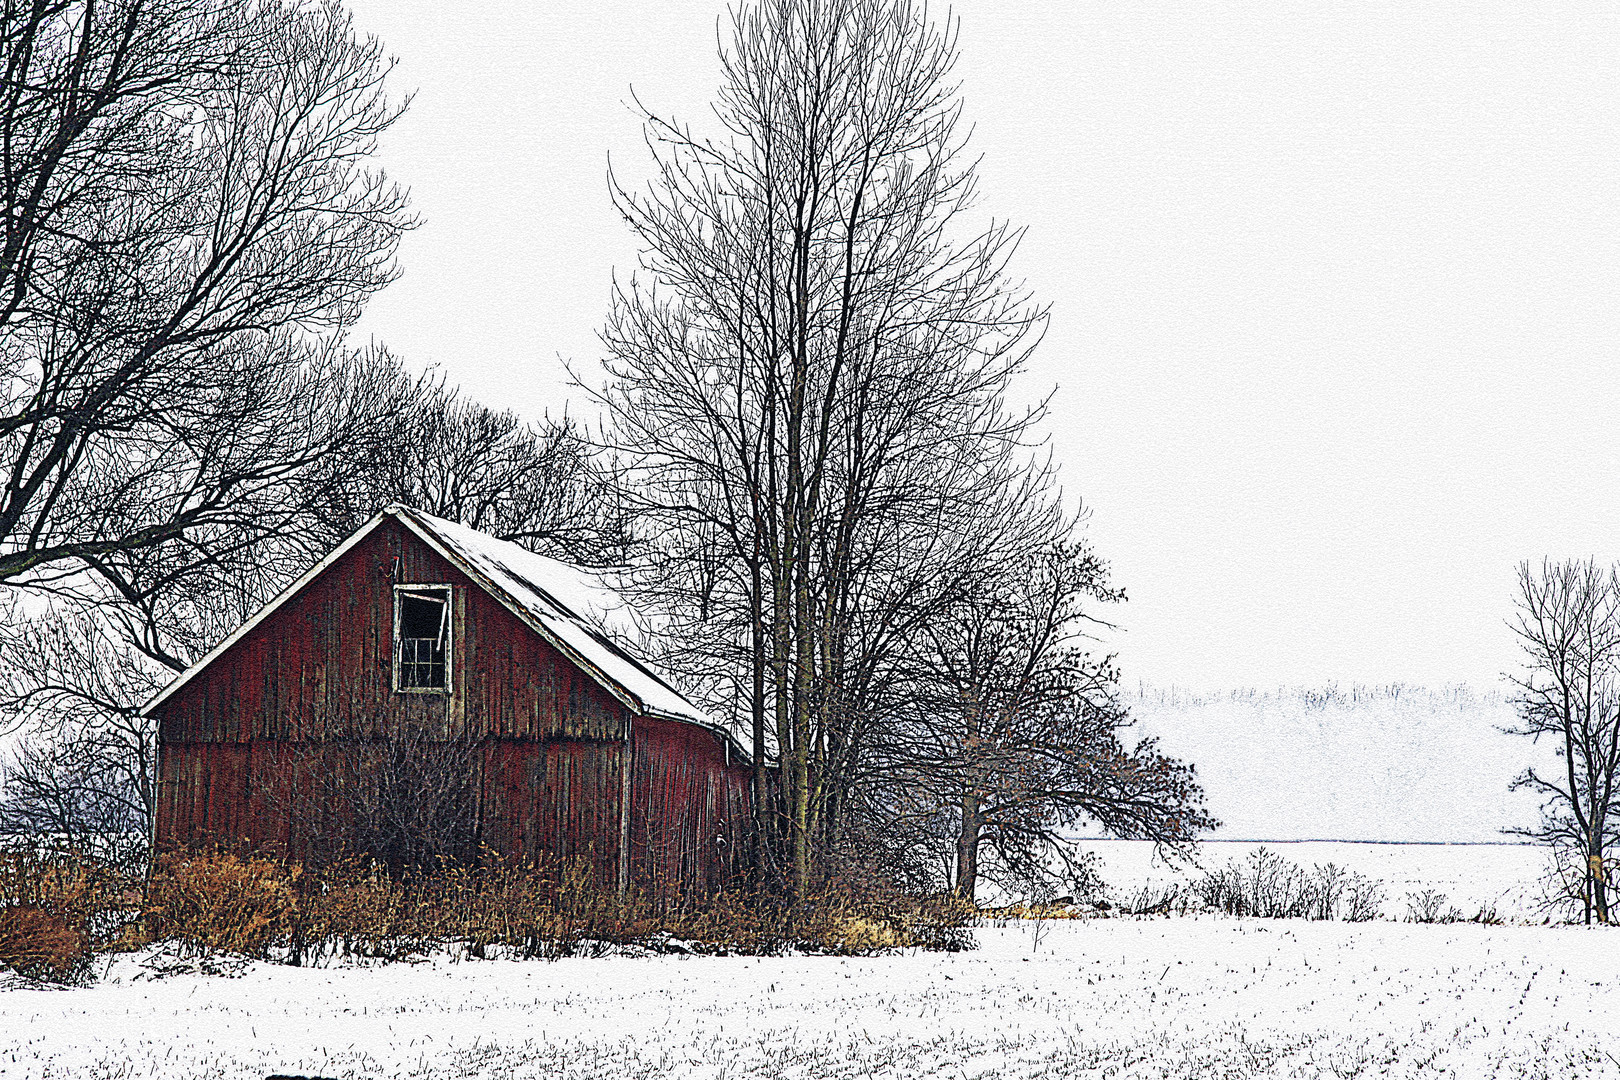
3;915;1617;1080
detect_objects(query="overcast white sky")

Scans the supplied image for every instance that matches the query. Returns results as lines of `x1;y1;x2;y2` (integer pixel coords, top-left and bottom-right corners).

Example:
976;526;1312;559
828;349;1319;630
343;1;1620;694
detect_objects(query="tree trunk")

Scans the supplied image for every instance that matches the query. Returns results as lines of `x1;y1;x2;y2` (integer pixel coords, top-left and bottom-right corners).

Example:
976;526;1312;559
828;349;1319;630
1591;848;1610;924
771;540;794;895
790;554;814;899
955;793;980;902
750;542;767;886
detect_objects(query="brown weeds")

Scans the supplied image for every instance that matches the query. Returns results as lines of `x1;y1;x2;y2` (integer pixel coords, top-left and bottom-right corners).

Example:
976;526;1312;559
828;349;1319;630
138;848;975;964
0;844;140;981
2;844;976;978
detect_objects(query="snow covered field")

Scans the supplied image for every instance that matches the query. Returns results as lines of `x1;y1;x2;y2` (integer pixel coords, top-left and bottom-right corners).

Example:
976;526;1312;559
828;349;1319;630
1078;839;1551;922
0;686;1595;1078
4;918;1617;1079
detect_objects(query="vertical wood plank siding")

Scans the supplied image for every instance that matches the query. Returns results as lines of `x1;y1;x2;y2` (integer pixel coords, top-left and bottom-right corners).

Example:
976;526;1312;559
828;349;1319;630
629;716;752;900
153;517;747;894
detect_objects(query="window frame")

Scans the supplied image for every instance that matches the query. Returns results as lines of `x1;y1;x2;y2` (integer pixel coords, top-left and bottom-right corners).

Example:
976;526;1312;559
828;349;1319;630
392;584;454;695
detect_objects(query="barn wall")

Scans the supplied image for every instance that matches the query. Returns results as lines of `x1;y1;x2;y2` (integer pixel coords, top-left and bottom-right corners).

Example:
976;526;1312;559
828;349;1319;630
155;518;625;748
154;742;251;849
155;735;629;870
629;716;751;899
478;737;626;874
158;722;749;896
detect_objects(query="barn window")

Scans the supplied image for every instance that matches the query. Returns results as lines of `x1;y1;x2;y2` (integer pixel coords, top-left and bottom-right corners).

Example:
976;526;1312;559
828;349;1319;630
394;585;452;693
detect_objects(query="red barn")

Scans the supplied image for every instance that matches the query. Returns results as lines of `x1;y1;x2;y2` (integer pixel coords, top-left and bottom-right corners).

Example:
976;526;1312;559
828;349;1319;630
144;506;752;896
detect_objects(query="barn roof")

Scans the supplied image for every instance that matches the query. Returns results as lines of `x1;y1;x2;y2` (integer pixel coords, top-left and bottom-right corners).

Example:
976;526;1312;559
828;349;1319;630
141;507;727;742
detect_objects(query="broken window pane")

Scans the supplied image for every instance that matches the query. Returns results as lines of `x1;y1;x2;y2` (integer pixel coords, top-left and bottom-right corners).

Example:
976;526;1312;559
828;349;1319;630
397;591;448;690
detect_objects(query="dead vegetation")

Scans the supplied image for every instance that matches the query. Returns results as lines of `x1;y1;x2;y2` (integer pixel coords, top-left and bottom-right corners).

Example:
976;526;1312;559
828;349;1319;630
0;844;141;981
0;842;975;981
2;840;1557;985
1191;847;1388;921
148;849;976;964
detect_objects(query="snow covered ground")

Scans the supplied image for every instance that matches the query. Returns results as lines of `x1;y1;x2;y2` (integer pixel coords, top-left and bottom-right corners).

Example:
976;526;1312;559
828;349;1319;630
4;918;1617;1079
1077;839;1552;922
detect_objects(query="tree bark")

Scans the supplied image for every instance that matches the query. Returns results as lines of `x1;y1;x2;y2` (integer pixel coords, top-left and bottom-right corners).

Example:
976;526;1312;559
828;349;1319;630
955;792;980;902
1590;847;1609;924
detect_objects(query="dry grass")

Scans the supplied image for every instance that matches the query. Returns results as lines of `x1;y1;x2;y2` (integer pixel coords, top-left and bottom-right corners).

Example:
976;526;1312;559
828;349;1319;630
145;850;301;957
137;848;976;966
0;844;141;981
979;901;1094;921
0;843;975;978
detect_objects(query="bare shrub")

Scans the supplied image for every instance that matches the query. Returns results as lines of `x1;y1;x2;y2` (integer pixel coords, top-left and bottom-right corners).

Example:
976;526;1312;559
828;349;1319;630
1343;874;1387;922
271;730;481;876
1231;847;1311;918
1193;848;1388;921
1119;882;1187;916
1405;889;1464;924
1192;860;1244;913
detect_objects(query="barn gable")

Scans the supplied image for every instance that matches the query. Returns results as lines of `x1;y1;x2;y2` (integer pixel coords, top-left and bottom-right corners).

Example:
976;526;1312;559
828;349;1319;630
143;506;726;741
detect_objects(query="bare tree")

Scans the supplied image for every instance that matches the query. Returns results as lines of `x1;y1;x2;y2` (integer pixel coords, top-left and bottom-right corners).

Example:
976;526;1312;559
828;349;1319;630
0;0;413;592
0;607;164;869
42;347;633;686
52;341;420;673
895;540;1214;901
0;4;641;876
1506;558;1620;924
334;377;632;568
591;0;1052;898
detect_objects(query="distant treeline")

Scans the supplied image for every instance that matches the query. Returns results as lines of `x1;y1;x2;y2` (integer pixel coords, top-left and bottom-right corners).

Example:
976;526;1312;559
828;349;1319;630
1133;682;1505;712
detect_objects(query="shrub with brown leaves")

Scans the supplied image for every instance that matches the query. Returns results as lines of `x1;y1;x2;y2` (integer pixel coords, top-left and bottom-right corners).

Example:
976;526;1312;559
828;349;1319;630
146;850;300;958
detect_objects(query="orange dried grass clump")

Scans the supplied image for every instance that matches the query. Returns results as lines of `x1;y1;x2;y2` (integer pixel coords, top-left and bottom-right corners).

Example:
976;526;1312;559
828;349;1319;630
0;846;137;981
146;849;300;957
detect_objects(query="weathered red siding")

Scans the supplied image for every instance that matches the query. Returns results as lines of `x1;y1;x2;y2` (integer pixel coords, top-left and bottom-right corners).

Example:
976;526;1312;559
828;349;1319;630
630;716;752;899
153;516;747;895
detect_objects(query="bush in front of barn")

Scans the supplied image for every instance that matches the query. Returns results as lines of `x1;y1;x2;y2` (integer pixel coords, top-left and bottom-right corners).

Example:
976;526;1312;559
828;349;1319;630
0;842;143;982
145;849;302;957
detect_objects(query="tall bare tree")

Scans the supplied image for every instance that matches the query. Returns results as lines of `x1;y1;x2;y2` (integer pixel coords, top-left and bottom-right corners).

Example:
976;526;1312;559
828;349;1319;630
1507;558;1620;924
592;0;1054;896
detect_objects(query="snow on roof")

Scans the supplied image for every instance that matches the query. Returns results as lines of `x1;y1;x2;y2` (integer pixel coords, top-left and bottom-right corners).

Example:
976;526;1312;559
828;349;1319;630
143;507;731;750
393;507;714;730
